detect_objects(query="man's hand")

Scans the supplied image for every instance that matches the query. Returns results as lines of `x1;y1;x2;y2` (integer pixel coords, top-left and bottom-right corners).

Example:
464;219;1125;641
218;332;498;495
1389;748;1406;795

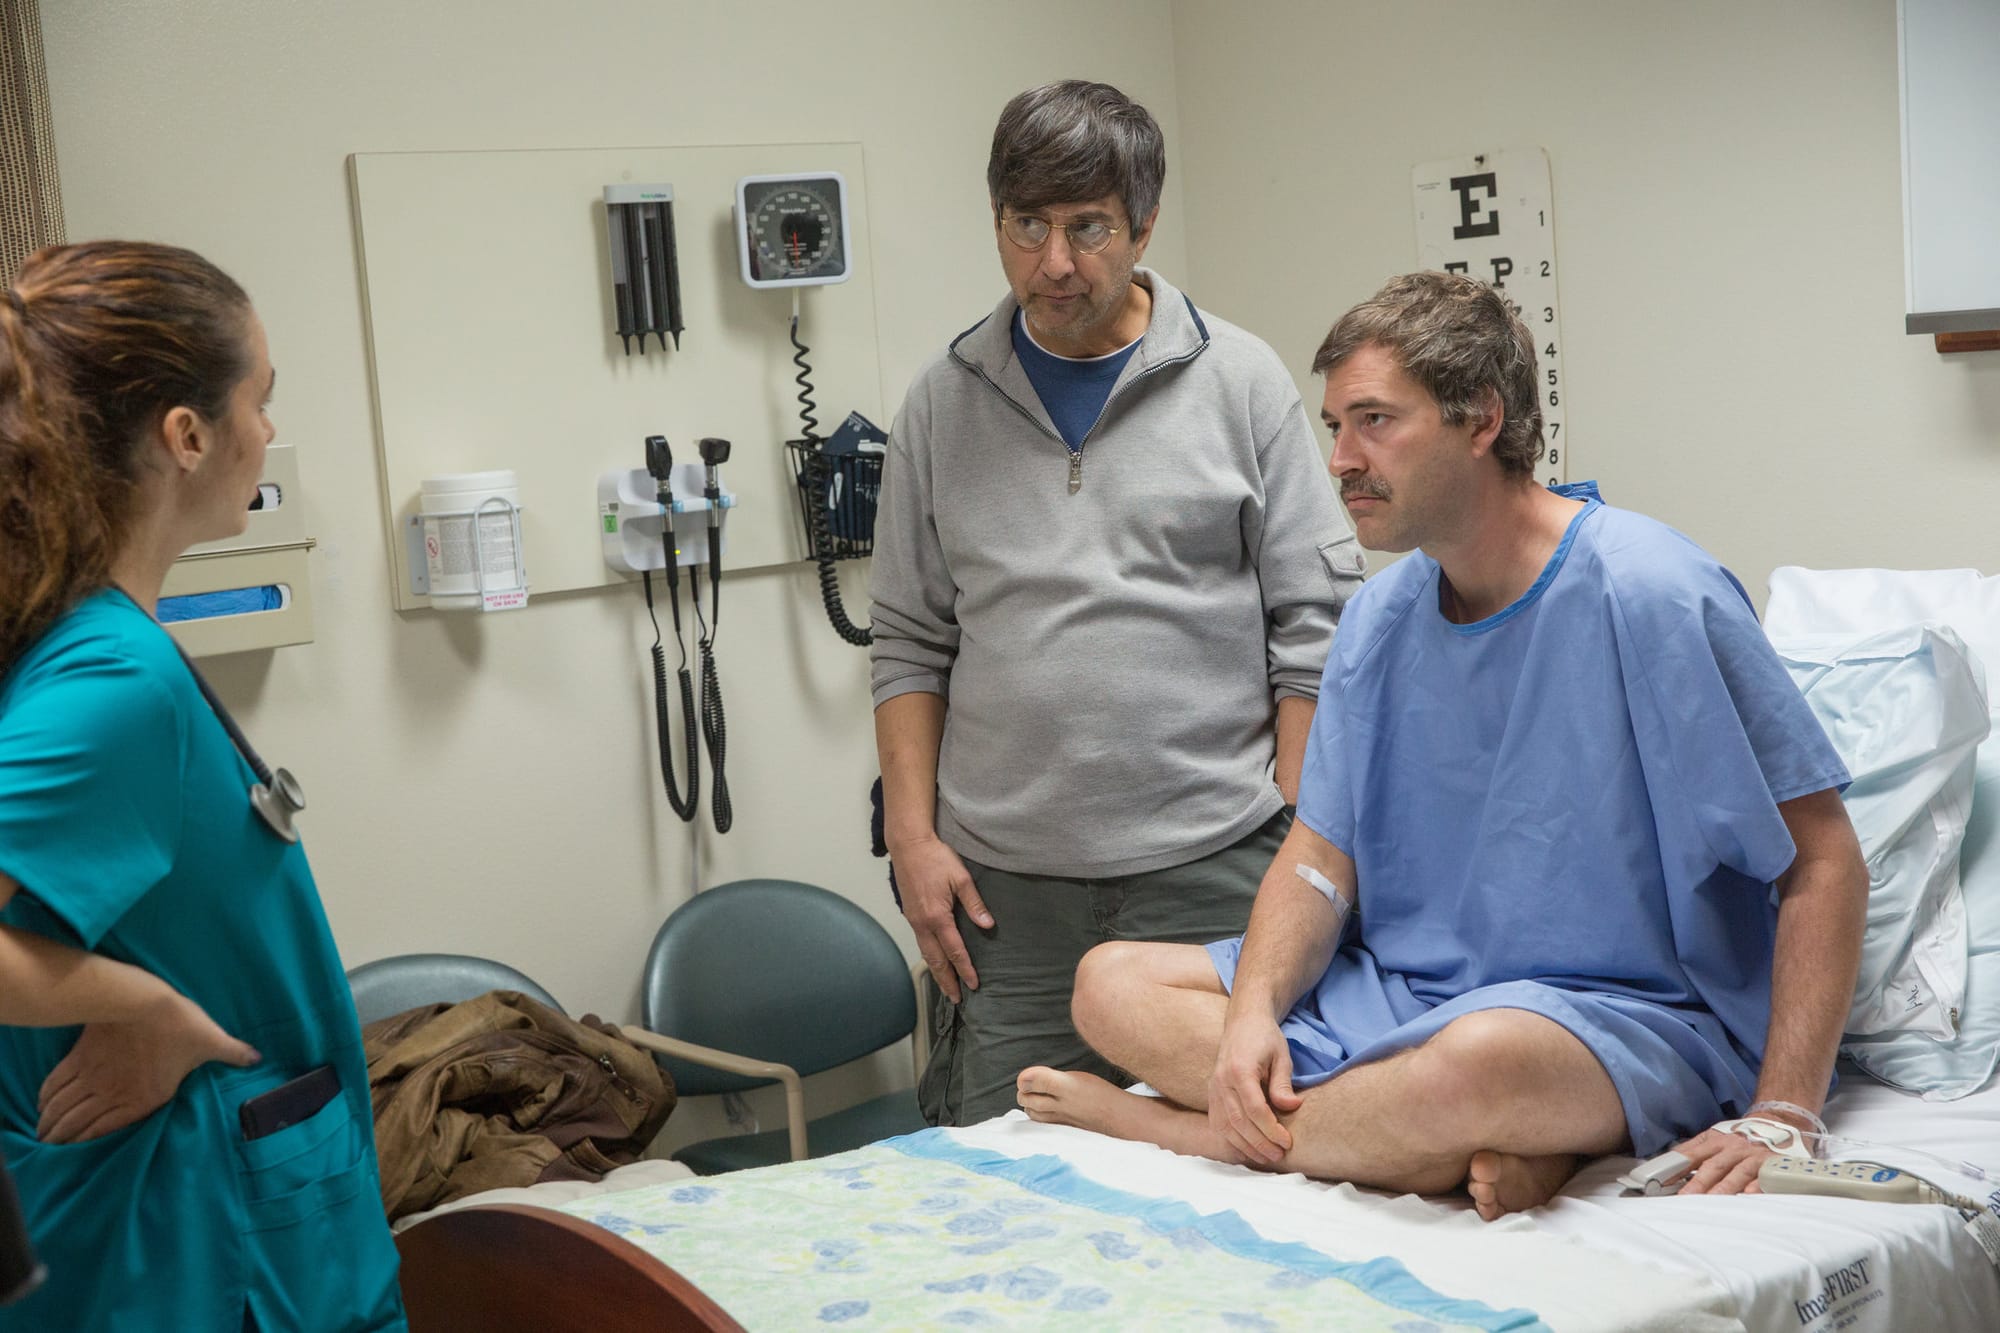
893;835;994;1003
37;990;260;1144
1667;1125;1778;1195
1208;1010;1302;1166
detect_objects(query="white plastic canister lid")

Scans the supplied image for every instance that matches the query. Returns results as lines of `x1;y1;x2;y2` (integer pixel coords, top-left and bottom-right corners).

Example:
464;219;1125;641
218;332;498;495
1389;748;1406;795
421;470;520;503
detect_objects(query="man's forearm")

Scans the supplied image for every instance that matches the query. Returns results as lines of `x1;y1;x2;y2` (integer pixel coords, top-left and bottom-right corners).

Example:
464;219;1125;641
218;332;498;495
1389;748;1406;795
1754;791;1868;1125
1228;821;1350;1023
875;691;947;853
1273;695;1313;806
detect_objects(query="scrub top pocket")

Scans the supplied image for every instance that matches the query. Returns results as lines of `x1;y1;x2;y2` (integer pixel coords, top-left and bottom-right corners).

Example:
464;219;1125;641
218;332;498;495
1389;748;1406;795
220;1081;405;1331
215;1071;370;1226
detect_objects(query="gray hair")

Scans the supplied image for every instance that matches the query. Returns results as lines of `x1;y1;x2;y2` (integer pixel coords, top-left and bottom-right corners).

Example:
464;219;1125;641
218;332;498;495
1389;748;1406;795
986;80;1166;233
1312;271;1544;478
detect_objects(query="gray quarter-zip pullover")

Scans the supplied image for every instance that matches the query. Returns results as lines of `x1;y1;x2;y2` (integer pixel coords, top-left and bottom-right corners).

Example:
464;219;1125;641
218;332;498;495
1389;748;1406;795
870;269;1363;878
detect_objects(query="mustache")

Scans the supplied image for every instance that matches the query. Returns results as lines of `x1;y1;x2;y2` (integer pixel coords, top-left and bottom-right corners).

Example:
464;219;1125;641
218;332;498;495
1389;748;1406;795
1341;479;1391;502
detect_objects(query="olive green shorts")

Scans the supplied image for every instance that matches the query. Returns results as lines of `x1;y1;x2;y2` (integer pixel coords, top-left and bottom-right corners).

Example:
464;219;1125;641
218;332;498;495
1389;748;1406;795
916;812;1286;1127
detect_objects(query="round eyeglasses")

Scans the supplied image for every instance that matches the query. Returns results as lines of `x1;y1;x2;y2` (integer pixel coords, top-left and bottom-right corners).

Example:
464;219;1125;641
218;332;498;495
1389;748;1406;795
1000;213;1125;256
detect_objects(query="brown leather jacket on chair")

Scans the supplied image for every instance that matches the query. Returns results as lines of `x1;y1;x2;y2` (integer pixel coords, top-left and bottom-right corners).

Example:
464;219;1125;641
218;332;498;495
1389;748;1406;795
363;991;675;1220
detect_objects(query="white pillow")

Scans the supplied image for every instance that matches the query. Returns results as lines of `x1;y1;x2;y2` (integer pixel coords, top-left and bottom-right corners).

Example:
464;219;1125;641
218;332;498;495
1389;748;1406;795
1766;566;2000;682
1772;626;1988;1041
1767;567;2000;1100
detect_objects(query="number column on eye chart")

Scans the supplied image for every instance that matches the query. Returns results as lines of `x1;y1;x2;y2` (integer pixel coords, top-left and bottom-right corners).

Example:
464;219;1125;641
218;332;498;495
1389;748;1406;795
1412;148;1567;487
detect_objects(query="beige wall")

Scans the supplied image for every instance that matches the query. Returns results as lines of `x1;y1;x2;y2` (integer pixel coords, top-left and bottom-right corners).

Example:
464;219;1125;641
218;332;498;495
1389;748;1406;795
38;1;1999;1146
39;0;1187;1147
1171;0;1999;588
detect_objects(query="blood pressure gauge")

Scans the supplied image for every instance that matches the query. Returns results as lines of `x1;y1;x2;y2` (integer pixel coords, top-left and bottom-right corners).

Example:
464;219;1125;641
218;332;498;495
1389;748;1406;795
734;172;853;289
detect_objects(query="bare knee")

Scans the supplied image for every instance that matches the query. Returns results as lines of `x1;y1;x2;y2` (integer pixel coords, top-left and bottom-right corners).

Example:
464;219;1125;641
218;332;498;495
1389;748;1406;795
1072;941;1148;1047
1408;1012;1525;1128
1406;1009;1623;1153
1424;1009;1532;1067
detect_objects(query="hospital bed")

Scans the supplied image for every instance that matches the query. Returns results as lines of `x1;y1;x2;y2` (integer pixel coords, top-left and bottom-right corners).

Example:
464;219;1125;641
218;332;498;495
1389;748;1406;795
393;1074;1999;1332
397;567;2000;1331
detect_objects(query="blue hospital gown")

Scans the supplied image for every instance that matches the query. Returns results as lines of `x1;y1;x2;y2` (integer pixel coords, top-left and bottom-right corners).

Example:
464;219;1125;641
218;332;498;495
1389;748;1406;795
1207;491;1849;1155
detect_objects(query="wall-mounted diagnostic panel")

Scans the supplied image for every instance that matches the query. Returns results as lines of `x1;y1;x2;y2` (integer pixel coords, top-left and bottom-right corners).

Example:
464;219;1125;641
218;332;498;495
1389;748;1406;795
735;172;852;289
351;143;882;610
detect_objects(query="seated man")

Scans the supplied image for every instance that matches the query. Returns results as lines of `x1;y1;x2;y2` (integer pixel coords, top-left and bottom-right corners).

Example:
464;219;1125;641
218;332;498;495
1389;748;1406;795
1017;271;1868;1219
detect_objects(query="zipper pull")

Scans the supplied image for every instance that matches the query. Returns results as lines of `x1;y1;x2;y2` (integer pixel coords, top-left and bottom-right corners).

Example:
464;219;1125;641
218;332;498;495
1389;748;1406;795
1067;450;1082;494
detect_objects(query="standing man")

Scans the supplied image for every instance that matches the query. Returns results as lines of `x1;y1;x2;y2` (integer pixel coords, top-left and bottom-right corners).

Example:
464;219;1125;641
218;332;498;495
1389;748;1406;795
1017;272;1867;1219
871;80;1362;1126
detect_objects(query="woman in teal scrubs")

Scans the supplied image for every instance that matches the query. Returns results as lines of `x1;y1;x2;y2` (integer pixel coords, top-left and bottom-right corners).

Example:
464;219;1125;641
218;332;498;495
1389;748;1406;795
0;243;405;1330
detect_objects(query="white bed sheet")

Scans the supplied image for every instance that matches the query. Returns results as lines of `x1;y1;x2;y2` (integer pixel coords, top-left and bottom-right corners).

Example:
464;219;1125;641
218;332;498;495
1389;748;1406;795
391;1156;695;1233
1540;1074;2000;1333
953;1073;2000;1333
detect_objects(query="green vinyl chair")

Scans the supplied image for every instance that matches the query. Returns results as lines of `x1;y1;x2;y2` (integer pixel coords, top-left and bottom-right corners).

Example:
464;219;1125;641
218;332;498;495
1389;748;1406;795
621;878;928;1175
346;952;564;1027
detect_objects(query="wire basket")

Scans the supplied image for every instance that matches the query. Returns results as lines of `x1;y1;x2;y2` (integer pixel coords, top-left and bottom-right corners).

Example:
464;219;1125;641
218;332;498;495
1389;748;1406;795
786;440;882;561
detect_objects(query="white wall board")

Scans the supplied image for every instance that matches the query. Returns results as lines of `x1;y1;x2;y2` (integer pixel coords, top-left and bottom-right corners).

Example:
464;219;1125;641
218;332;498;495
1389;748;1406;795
351;142;883;609
1900;0;2000;331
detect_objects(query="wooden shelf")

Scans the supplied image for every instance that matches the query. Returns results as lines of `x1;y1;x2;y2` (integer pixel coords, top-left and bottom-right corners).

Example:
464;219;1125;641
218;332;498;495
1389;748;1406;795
1936;330;2000;353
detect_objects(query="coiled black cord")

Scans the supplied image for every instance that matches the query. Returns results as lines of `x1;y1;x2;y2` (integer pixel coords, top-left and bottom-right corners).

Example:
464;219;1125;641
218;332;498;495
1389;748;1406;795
642;567;698;822
692;563;731;833
699;637;730;833
808;470;872;646
791;314;872;647
791;314;819;443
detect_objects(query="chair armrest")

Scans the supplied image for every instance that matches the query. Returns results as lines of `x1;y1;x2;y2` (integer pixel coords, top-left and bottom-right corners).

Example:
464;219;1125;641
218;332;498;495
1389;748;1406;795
618;1025;809;1162
619;1026;797;1083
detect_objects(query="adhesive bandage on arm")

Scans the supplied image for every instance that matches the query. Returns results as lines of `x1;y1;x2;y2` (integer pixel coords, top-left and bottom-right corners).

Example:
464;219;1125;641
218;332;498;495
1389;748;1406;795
1293;863;1353;935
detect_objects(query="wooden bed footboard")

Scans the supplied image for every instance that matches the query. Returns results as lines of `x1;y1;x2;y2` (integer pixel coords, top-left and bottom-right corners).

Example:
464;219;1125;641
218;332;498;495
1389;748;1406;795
396;1203;745;1332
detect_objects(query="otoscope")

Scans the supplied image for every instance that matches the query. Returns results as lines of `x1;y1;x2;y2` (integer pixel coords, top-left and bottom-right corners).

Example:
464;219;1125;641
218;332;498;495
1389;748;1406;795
697;436;731;615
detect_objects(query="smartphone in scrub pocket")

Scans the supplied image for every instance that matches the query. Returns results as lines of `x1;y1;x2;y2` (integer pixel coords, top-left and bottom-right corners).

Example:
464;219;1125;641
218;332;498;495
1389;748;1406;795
237;1065;339;1141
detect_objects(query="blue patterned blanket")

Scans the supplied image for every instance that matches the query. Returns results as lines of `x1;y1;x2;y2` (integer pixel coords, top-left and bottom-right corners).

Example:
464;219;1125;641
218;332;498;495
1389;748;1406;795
558;1129;1547;1331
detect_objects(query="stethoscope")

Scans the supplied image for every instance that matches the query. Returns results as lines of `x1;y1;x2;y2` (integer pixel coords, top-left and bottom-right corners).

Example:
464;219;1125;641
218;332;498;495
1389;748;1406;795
169;641;306;844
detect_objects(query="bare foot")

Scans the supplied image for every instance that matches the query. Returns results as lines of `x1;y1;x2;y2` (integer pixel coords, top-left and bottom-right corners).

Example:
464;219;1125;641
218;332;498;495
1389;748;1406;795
1015;1067;1236;1161
1465;1149;1578;1221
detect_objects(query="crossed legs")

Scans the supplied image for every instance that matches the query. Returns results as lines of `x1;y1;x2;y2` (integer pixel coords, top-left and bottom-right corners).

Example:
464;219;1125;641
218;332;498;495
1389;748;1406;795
1016;941;1630;1219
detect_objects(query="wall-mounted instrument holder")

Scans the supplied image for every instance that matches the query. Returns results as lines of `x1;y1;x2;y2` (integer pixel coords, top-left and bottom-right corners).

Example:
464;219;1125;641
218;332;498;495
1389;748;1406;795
604;183;684;354
597;465;735;573
404;470;530;612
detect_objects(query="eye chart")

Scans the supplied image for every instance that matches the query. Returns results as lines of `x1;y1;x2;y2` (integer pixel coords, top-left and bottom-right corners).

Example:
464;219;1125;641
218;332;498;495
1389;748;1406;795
1412;148;1566;486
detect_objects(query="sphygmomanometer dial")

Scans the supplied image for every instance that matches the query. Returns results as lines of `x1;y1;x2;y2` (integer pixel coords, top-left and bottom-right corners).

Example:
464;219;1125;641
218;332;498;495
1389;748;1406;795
735;173;853;289
756;188;831;273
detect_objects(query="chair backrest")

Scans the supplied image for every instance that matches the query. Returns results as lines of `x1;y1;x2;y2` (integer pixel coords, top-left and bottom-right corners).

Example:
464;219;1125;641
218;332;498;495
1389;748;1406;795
640;879;917;1097
346;952;564;1027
